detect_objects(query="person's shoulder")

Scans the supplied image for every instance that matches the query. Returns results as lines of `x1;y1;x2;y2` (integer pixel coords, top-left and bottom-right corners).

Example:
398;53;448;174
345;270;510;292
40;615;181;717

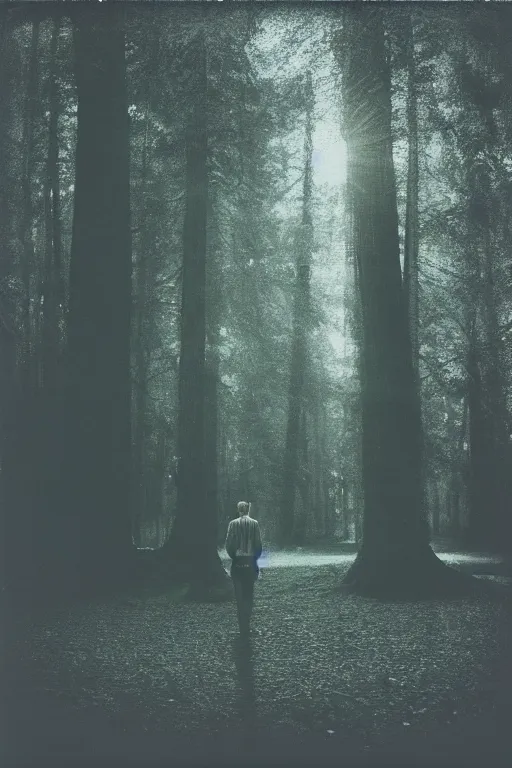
228;518;239;525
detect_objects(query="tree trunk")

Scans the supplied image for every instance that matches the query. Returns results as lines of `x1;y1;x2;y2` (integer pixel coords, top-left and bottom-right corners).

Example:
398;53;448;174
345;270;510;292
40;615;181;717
19;20;40;393
205;192;223;552
217;423;230;544
294;405;310;545
481;213;509;550
403;12;420;380
204;349;220;552
431;480;440;537
460;51;510;551
41;17;62;392
312;398;326;538
465;164;508;550
340;7;460;597
344;179;364;548
133;46;158;539
467;324;491;548
279;70;314;548
33;17;65;591
323;475;334;539
0;13;21;591
161;29;226;590
66;4;134;592
153;425;167;545
340;475;349;540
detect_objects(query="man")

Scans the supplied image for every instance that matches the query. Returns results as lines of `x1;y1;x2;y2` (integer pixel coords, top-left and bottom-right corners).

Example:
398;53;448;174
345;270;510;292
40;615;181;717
225;501;262;637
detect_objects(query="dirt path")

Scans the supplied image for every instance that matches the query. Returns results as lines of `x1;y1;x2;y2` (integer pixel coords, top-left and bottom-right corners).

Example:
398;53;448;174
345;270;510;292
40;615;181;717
3;554;511;766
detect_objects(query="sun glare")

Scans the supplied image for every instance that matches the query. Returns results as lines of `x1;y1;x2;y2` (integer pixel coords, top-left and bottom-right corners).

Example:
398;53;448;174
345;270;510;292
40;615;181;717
312;123;347;188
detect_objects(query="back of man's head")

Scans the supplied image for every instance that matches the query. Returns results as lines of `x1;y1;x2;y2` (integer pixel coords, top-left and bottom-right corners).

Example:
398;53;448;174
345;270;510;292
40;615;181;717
237;501;250;517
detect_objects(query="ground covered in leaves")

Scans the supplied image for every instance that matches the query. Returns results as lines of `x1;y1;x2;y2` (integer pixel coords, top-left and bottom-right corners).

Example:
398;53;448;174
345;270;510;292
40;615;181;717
3;550;512;767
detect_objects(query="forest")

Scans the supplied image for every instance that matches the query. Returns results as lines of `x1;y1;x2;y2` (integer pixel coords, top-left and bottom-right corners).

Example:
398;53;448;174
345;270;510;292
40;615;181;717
1;1;511;766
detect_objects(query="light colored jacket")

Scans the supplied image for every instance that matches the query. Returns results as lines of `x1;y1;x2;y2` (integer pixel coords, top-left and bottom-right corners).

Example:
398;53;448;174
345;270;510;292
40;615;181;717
225;515;262;560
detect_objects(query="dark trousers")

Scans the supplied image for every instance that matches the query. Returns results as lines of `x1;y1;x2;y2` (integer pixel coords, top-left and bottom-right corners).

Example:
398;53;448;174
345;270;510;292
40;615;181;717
231;558;258;634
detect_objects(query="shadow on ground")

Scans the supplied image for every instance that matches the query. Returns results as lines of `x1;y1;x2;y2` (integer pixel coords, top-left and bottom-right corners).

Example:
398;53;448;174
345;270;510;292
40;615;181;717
2;551;511;767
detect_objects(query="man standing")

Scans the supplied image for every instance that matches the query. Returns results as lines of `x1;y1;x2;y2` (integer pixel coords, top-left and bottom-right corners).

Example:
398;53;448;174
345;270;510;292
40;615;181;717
225;501;262;637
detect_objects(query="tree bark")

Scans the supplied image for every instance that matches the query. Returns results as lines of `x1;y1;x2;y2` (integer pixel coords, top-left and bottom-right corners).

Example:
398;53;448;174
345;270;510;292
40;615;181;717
467;322;491;548
459;48;510;552
431;480;441;537
465;150;508;551
403;12;420;381
340;475;349;540
339;7;462;597
41;17;62;392
204;348;220;551
66;4;134;591
279;70;314;548
312;398;326;538
161;29;226;590
480;211;509;550
0;13;21;591
19;20;40;393
294;405;310;545
133;29;160;538
204;191;223;554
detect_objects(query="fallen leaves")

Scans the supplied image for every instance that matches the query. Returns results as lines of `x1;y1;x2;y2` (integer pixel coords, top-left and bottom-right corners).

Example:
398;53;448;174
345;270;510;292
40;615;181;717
12;558;510;755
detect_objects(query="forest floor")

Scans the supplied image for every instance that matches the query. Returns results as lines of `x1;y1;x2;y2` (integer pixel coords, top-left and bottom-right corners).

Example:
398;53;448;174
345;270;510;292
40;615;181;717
2;548;512;768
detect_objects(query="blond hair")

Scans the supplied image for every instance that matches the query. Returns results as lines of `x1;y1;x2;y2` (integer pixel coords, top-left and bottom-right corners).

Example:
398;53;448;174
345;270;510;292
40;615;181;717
237;501;250;516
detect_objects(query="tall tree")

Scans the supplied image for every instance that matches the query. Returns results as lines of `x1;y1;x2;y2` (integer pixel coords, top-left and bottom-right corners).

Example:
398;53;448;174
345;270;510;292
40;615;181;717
0;9;21;591
279;71;314;548
19;19;40;392
402;12;420;382
454;25;511;551
338;6;461;596
131;21;162;544
65;3;134;591
41;17;63;391
161;24;226;590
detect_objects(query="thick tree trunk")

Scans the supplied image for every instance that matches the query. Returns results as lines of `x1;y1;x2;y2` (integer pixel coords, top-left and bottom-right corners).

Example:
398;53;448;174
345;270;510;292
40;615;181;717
320;404;331;538
133;298;149;535
460;51;510;552
41;17;62;392
153;426;167;543
9;19;41;595
161;30;226;590
340;475;349;540
66;5;134;591
403;12;420;381
133;104;154;536
204;350;220;550
323;476;334;539
132;21;161;544
279;71;314;548
344;193;364;546
465;167;509;551
34;17;65;592
340;7;462;597
294;406;310;545
205;201;222;551
447;395;468;538
217;423;230;544
0;14;20;591
312;399;326;538
467;326;492;548
481;219;509;550
19;20;40;393
431;480;441;537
